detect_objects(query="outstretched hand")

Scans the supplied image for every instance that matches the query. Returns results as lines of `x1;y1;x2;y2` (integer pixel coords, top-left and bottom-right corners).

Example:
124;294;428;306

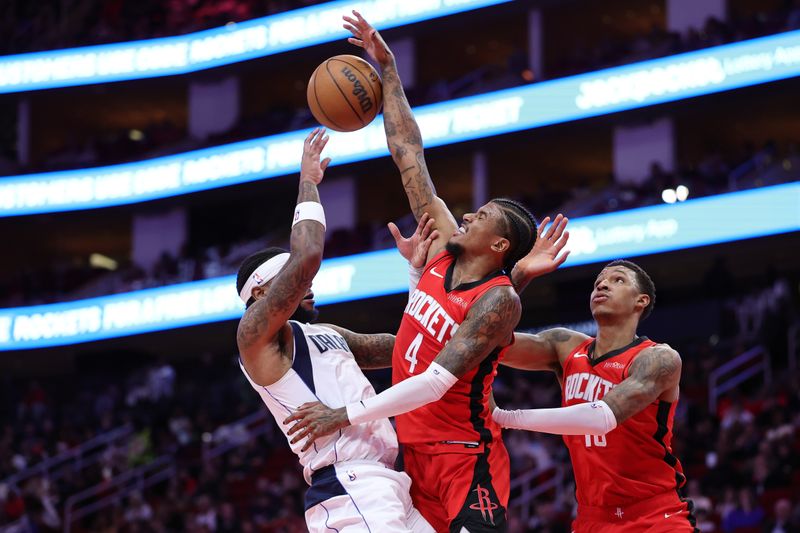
515;214;570;279
388;213;439;269
343;10;393;67
300;127;331;185
284;402;349;452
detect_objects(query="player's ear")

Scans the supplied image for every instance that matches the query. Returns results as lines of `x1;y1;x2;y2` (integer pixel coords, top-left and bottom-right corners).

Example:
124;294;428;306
635;293;650;312
491;237;510;254
252;284;268;301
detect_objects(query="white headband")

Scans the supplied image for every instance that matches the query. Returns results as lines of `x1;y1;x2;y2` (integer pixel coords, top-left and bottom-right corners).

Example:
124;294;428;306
239;253;291;303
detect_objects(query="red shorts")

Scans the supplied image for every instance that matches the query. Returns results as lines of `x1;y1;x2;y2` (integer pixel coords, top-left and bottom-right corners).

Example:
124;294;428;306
403;442;510;533
572;491;697;532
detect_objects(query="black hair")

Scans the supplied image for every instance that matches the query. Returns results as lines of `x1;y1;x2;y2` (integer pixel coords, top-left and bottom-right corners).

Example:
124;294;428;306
236;247;288;308
604;259;656;320
490;198;538;272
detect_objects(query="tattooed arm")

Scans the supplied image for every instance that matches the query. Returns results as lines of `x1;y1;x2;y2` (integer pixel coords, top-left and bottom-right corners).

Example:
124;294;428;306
322;324;395;370
343;11;457;263
600;344;682;423
493;344;681;435
284;286;520;450
500;328;588;374
236;129;330;385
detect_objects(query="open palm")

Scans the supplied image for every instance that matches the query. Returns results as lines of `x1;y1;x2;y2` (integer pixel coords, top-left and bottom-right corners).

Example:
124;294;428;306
516;214;570;278
343;11;392;66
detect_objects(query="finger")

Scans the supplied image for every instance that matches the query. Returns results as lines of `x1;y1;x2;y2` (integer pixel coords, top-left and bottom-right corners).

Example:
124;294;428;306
549;215;568;242
286;418;309;436
537;216;551;239
428;229;440;242
290;425;313;444
420;217;435;240
305;128;319;144
301;434;316;452
554;250;571;268
316;133;330;152
342;22;359;34
387;222;403;243
544;214;561;240
347;37;365;48
415;213;430;235
320;157;331;172
353;10;368;27
553;231;570;253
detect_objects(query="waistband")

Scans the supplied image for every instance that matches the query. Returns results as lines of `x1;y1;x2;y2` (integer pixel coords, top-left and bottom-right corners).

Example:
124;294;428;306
578;491;684;522
306;461;393;511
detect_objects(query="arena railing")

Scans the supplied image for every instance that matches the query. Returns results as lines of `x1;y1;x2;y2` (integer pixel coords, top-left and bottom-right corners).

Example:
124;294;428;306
708;346;771;413
201;409;272;462
508;464;568;526
2;423;133;492
61;454;175;533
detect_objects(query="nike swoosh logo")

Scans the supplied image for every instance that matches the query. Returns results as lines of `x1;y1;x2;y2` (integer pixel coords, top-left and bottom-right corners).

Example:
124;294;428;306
664;511;680;518
574;353;589;359
430;267;444;278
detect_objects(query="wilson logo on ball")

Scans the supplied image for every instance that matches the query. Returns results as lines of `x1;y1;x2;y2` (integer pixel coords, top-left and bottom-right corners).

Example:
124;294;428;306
307;55;383;132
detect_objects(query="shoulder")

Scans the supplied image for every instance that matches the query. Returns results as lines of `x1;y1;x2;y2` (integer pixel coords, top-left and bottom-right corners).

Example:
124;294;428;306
629;343;682;381
468;285;521;324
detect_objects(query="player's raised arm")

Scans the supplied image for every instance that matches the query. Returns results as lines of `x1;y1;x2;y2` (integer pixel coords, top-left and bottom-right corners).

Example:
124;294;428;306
493;344;681;435
236;129;330;379
343;11;457;262
284;286;520;450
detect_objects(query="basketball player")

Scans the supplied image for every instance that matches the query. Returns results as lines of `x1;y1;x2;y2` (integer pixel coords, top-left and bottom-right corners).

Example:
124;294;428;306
284;13;543;532
492;260;697;532
236;127;435;533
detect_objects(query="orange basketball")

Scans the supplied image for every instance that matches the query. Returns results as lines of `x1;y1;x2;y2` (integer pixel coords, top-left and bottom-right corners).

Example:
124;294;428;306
307;55;383;132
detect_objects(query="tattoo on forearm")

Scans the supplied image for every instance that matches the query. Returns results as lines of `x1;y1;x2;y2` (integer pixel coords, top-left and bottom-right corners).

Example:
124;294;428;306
601;346;681;423
236;179;324;353
436;287;520;378
381;61;435;219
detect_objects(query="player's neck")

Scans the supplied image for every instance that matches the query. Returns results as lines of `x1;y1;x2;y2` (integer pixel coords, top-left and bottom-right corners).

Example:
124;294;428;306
593;321;639;358
452;254;499;286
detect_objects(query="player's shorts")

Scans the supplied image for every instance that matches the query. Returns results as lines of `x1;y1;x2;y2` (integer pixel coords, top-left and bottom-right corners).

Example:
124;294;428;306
403;442;510;533
572;490;698;532
305;460;435;533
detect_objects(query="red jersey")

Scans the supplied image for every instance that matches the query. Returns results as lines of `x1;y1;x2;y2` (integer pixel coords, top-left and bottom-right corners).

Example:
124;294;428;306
393;251;512;451
562;337;687;508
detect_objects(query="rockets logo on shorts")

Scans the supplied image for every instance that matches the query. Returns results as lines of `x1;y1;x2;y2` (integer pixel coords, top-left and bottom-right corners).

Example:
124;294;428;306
468;484;499;524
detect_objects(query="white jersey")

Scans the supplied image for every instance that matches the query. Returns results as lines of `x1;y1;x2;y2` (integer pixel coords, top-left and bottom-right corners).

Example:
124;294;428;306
240;321;398;484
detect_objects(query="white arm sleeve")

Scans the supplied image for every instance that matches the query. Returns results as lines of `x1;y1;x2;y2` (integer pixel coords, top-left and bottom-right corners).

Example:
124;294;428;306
408;263;423;294
346;362;457;425
492;401;617;436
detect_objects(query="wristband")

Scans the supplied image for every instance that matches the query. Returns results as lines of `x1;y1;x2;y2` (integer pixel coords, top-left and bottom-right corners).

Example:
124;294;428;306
293;202;326;229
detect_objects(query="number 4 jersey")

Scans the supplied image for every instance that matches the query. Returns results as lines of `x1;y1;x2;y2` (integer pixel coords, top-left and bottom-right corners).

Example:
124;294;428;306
562;337;688;508
392;250;514;452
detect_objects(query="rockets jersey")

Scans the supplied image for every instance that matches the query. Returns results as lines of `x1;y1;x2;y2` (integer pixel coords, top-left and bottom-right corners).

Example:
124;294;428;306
562;336;687;507
393;250;513;451
240;321;398;485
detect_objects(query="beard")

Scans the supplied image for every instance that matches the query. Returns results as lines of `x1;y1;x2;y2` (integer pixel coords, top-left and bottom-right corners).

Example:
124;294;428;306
291;303;319;323
445;240;464;257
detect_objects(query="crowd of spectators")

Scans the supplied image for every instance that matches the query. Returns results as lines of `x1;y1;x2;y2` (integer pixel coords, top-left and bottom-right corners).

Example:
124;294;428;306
0;0;319;55
0;269;797;532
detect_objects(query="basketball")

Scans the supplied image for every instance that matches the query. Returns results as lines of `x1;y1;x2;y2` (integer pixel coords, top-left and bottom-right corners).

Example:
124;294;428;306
307;55;383;132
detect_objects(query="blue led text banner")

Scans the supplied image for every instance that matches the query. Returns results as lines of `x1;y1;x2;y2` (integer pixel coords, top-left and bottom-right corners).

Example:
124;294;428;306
2;30;799;217
1;183;797;350
0;0;509;94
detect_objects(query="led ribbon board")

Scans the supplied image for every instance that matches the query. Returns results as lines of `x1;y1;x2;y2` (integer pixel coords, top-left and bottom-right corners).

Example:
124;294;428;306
1;182;797;350
2;30;800;217
0;0;510;94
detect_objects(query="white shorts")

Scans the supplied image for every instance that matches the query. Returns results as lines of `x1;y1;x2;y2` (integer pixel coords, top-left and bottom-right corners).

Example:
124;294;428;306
304;461;434;533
